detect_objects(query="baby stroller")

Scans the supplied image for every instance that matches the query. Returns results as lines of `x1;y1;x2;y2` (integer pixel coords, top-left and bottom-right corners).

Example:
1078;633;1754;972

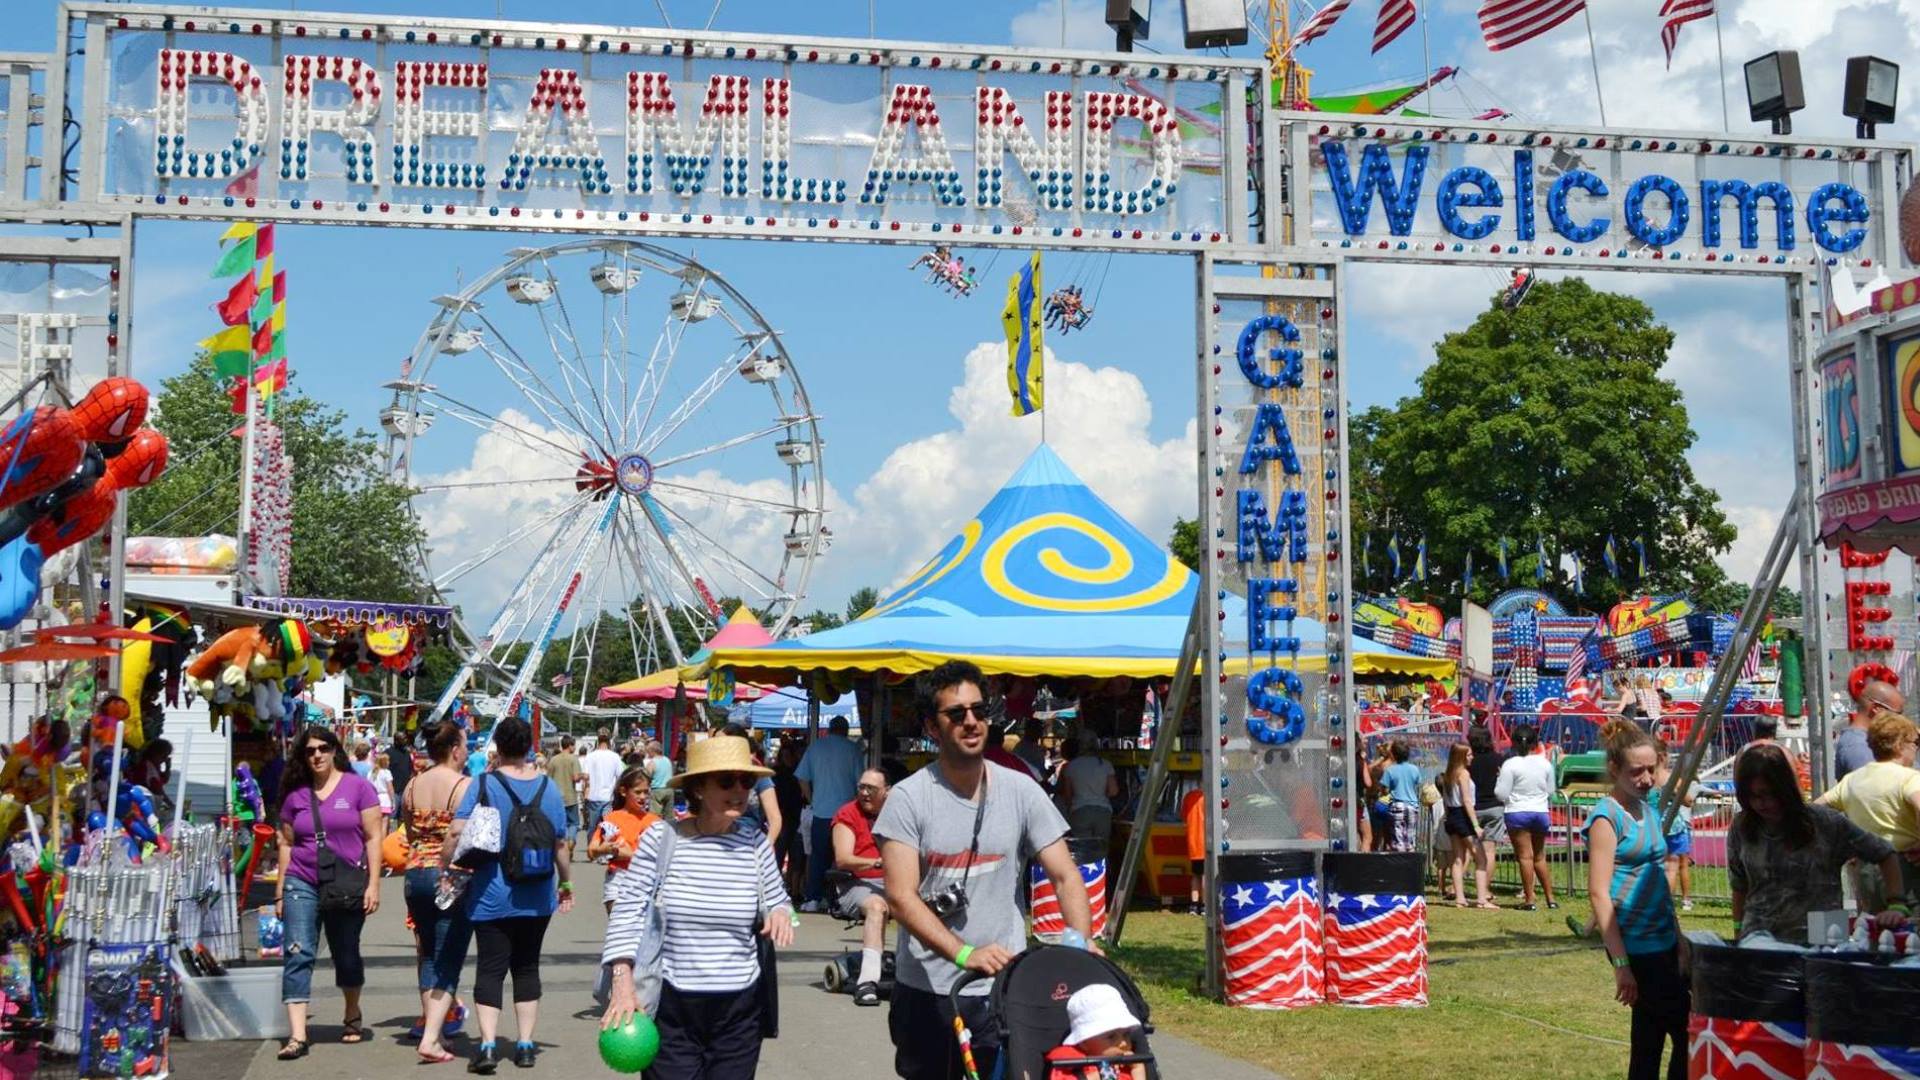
951;946;1158;1080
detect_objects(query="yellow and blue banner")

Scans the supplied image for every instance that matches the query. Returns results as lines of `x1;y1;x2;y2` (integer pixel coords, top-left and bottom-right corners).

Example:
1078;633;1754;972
1003;252;1044;417
1602;534;1620;577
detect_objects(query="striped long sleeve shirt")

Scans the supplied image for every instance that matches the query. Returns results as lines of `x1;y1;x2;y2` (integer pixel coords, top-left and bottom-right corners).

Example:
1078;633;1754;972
601;819;791;993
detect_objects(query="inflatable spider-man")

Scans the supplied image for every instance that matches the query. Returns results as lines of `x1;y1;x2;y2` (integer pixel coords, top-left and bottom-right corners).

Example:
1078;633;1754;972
0;378;167;628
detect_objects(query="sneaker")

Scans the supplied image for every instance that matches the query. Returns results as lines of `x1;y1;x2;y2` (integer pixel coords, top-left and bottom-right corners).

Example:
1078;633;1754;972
512;1042;538;1069
468;1043;499;1076
1681;899;1694;912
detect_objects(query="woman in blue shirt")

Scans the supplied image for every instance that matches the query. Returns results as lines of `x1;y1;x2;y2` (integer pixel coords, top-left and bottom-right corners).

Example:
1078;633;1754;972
1584;724;1688;1080
442;717;573;1074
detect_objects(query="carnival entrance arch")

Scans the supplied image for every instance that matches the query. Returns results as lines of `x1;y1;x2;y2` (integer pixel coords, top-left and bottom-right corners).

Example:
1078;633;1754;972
1;0;1909;997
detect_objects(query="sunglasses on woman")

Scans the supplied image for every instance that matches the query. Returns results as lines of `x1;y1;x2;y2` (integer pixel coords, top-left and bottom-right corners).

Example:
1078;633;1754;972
305;744;334;758
707;772;755;791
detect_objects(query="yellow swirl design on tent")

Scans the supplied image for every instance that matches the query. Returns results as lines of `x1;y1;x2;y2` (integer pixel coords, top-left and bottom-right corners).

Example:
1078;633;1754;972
981;512;1189;612
861;520;983;619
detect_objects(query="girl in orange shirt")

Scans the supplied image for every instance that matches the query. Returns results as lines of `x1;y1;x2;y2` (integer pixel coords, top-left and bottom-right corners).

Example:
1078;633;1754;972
587;765;659;912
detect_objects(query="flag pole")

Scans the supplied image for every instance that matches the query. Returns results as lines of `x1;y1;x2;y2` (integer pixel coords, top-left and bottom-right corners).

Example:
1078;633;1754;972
1580;5;1608;125
1712;5;1731;131
1419;0;1434;116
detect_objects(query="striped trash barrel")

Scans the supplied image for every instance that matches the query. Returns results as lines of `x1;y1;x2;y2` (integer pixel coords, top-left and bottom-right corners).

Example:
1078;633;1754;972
1804;957;1920;1078
1218;851;1322;1010
1029;858;1108;943
1321;852;1428;1008
1686;942;1806;1080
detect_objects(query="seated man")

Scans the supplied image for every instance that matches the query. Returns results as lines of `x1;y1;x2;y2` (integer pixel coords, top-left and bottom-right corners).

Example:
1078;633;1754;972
832;765;898;1007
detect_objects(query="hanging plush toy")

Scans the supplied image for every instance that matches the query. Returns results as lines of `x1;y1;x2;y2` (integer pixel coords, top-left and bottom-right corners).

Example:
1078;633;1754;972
89;695;134;752
185;625;270;719
68;377;149;453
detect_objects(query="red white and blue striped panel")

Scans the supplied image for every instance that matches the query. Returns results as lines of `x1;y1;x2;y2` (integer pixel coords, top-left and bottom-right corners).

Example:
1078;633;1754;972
1806;1039;1920;1078
1292;0;1353;49
1030;859;1108;942
1221;874;1324;1009
1686;1016;1806;1080
1322;890;1428;1007
1373;0;1417;53
1659;0;1714;67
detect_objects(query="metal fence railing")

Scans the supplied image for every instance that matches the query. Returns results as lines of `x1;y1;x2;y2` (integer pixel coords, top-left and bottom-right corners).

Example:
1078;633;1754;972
1407;793;1739;906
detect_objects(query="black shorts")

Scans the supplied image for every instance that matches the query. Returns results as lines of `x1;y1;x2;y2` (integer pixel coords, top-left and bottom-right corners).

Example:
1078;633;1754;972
889;983;999;1080
1443;805;1477;838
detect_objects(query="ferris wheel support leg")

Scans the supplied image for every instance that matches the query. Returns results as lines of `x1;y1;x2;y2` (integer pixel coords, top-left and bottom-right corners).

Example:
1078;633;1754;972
427;500;592;726
497;496;626;729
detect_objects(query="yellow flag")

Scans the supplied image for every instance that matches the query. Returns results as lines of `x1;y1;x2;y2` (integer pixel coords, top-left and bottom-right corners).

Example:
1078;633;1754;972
270;300;285;335
1002;253;1044;417
219;221;258;244
198;324;250;354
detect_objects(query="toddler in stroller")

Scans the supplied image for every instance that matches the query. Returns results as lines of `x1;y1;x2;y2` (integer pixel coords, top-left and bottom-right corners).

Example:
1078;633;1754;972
951;946;1157;1080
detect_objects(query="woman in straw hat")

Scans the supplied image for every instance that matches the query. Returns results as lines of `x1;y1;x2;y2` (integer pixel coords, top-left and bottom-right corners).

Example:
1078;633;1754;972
600;735;796;1079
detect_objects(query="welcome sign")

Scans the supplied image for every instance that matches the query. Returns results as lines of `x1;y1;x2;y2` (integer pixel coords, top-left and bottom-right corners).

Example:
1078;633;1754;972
1285;116;1902;269
73;4;1256;246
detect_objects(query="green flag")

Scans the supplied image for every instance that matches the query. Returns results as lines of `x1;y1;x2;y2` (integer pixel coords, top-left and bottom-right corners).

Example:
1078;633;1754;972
211;235;257;278
201;324;252;377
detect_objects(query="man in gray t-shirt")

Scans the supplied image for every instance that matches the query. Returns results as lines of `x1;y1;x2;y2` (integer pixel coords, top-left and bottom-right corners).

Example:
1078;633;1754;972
875;660;1089;1080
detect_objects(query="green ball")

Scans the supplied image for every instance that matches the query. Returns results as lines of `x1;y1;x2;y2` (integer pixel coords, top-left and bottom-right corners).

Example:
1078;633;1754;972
598;1015;660;1074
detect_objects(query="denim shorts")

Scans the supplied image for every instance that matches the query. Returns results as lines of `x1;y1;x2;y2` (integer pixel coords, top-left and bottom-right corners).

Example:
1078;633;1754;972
1504;811;1551;835
1665;831;1693;857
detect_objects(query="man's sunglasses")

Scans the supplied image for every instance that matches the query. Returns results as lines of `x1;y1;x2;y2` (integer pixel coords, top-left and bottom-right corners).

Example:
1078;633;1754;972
937;703;992;724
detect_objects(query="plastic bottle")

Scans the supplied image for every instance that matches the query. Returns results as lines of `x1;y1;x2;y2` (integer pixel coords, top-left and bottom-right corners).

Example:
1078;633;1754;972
435;869;471;911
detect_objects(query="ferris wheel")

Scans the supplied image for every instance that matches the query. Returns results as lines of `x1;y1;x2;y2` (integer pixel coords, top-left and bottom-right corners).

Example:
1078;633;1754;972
381;239;828;719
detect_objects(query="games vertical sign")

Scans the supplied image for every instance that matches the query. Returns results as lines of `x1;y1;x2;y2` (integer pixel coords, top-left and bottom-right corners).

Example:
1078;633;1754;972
1199;261;1352;860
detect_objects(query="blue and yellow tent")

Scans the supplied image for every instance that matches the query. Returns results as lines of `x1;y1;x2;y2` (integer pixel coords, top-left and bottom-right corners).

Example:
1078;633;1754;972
711;446;1450;681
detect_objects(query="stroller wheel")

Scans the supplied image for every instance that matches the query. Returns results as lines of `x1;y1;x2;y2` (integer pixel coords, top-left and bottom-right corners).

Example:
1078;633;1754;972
823;959;844;992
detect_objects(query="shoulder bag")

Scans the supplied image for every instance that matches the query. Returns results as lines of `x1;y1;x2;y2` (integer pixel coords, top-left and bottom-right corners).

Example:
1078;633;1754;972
595;820;681;1016
310;786;371;913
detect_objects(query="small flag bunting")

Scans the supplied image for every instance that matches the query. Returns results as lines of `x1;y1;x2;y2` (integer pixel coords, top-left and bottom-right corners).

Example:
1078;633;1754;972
211;235;257;278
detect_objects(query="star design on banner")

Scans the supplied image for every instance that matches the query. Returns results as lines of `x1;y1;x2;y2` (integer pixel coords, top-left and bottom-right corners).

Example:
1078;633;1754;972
1359;894;1380;910
1231;885;1255;907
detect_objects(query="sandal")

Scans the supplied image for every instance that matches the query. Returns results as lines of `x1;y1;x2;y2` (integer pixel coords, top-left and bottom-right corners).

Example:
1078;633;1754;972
419;1046;459;1064
1518;902;1538;911
278;1038;311;1061
1476;901;1500;910
342;1015;369;1044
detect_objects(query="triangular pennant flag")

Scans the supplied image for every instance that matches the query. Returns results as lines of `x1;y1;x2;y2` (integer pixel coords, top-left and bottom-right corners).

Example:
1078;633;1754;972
1497;537;1510;581
219;221;258;244
270;300;285;335
255;223;276;260
255;253;275;292
211;235;256;278
257;331;286;365
271;270;286;304
214;272;259;326
252;321;275;357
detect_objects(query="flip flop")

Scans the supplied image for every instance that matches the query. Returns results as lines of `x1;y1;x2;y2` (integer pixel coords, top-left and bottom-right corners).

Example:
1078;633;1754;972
419;1047;459;1064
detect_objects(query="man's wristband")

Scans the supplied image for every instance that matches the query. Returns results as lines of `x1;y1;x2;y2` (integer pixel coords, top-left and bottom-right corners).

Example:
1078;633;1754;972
1609;954;1631;970
558;881;573;894
1731;921;1743;936
953;945;974;970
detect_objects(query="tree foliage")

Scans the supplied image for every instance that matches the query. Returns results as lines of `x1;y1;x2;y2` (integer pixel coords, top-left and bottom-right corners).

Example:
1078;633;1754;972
1351;278;1735;610
128;355;427;602
1168;517;1200;571
844;586;880;622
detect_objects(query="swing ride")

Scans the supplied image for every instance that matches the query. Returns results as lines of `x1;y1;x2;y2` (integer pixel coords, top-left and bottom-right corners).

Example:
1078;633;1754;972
909;245;979;297
377;239;828;721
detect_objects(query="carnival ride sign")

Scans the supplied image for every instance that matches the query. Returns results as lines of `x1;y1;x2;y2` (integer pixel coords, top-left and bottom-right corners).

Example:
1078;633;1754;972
68;3;1256;247
1283;113;1903;270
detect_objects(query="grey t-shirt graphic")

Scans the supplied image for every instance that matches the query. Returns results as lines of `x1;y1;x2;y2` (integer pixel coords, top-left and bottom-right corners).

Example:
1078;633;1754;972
874;761;1069;996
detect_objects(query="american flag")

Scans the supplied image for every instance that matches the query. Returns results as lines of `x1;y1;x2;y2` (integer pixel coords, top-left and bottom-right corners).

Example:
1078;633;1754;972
1688;1016;1807;1080
1323;890;1429;1007
1221;874;1324;1009
1029;860;1107;942
1658;0;1714;67
1564;635;1589;682
1477;0;1585;52
1292;0;1419;54
1740;642;1763;682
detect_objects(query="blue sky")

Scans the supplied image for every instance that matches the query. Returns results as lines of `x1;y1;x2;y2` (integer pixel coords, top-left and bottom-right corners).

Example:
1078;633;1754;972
9;0;1916;625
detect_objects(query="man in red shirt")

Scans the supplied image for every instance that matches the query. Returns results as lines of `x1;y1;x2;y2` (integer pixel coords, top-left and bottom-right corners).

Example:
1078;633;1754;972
832;766;896;1006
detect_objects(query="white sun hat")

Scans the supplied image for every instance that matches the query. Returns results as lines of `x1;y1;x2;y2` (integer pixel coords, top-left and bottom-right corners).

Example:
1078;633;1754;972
1062;984;1141;1047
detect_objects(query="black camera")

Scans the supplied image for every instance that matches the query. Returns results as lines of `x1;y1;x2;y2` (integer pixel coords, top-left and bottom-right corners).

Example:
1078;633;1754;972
921;882;969;921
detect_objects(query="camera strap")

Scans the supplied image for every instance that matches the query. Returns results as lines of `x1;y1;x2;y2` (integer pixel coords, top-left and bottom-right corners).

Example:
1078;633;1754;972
957;767;988;903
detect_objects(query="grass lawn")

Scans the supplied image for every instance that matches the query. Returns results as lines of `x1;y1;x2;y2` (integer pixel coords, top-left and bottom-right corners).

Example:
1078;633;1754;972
1112;899;1735;1080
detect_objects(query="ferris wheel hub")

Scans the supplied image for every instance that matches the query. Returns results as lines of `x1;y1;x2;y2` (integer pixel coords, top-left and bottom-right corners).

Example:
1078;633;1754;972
615;453;656;496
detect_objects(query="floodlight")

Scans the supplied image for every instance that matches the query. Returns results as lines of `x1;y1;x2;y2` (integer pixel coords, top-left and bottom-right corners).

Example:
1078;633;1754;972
1105;0;1150;51
1843;55;1899;138
1183;0;1248;49
1744;51;1805;135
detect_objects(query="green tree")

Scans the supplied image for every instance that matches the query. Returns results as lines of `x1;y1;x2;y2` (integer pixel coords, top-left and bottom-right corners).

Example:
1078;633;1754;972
1355;278;1735;610
844;586;880;621
128;356;427;602
1168;517;1200;570
1694;579;1803;618
797;609;844;633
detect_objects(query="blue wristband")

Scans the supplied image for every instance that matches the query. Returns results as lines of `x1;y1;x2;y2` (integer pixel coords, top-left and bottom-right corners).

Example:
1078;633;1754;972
1060;928;1088;950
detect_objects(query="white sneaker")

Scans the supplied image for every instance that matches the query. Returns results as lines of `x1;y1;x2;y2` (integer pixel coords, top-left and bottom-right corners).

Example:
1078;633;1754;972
798;900;825;914
1681;899;1693;912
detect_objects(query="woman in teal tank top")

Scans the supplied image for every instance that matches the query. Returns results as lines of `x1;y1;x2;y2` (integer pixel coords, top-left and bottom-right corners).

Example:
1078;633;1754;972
1584;726;1689;1080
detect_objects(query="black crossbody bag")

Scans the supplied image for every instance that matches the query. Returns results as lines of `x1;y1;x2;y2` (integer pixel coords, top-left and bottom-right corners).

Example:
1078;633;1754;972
311;787;371;913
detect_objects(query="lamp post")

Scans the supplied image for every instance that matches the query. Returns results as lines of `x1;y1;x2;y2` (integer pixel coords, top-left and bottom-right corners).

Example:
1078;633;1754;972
1744;51;1805;136
1182;0;1249;49
1104;0;1149;51
1843;56;1899;139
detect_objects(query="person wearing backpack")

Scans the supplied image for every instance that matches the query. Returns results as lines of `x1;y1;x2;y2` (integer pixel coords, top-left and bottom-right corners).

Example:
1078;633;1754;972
444;717;574;1073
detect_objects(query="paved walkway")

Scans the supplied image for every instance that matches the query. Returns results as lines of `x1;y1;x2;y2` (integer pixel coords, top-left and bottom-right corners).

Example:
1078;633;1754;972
170;863;1278;1078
